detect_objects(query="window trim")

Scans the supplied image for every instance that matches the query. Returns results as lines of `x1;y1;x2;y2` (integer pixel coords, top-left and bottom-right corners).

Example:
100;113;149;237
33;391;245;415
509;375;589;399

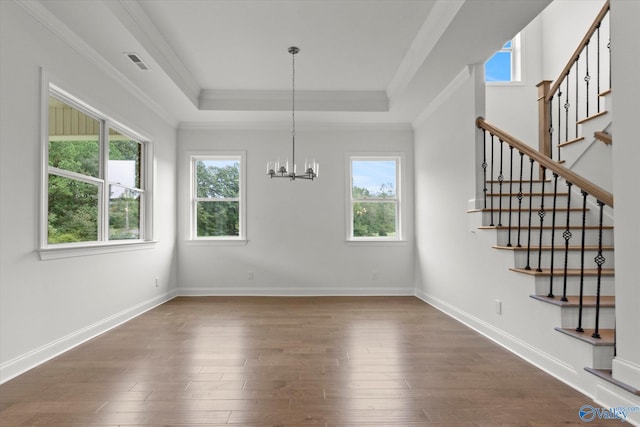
39;75;155;259
346;153;404;242
485;33;523;85
186;151;246;242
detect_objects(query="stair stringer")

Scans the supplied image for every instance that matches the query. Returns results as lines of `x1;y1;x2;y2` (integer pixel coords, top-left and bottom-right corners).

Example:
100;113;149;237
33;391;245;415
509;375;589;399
560;91;613;171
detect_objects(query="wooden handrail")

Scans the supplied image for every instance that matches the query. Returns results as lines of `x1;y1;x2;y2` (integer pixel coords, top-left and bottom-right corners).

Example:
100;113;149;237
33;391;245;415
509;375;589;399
476;117;613;207
545;0;610;102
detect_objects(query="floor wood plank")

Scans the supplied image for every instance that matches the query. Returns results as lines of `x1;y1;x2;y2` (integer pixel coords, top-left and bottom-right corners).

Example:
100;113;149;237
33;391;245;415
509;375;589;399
0;296;609;426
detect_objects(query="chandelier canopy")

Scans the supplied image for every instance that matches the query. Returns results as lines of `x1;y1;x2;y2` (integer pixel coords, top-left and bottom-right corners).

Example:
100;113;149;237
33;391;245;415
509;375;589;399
266;46;318;181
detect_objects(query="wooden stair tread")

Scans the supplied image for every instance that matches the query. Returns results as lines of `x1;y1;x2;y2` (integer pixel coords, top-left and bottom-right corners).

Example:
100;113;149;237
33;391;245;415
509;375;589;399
488;179;550;183
471;207;588;213
493;244;614;251
554;327;615;345
576;110;608;125
558;136;585;148
599;89;612;97
486;192;569;197
594;131;612;145
480;225;613;230
530;294;615;307
585;368;640;396
510;267;614;276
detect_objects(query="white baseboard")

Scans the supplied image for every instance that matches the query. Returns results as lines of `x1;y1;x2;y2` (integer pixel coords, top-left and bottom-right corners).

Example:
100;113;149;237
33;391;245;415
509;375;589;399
0;289;177;384
592;384;640;426
414;289;595;398
177;286;415;297
613;357;640;392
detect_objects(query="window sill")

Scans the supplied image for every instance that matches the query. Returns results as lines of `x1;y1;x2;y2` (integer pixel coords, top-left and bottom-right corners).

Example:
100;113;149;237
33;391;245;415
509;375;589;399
184;239;248;247
345;239;408;247
486;81;525;87
38;240;158;260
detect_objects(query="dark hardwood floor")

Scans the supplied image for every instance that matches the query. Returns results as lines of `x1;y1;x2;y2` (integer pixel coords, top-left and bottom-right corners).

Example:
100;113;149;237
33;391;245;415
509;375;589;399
0;296;609;426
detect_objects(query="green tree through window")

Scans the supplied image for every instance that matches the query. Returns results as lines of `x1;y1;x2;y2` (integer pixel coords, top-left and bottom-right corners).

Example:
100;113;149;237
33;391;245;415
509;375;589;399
193;157;242;238
350;158;400;239
46;92;147;245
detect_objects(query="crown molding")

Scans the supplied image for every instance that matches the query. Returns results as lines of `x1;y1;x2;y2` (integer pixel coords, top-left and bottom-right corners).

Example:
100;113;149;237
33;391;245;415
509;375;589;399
387;0;465;100
178;121;412;132
198;89;389;112
104;0;201;107
15;0;177;127
412;65;471;128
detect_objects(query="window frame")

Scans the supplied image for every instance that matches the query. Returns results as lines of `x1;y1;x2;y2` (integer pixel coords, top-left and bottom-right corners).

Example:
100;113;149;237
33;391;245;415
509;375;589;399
187;152;246;243
346;154;404;243
485;33;522;84
39;81;155;260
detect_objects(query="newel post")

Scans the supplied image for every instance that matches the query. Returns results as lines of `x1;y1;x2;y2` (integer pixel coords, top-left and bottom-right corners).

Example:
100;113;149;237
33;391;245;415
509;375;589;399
537;80;552;180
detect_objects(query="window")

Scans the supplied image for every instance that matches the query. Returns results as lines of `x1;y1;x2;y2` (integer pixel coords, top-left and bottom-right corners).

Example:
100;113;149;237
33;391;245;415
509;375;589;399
348;156;401;241
190;154;245;240
44;85;150;251
485;33;521;82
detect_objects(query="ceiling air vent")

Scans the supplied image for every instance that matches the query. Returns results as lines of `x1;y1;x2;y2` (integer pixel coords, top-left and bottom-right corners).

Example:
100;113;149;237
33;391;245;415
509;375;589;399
124;52;150;71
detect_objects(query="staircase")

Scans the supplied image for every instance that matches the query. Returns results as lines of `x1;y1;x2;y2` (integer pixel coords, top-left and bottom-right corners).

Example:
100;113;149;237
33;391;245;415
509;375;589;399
475;176;616;371
471;0;625;381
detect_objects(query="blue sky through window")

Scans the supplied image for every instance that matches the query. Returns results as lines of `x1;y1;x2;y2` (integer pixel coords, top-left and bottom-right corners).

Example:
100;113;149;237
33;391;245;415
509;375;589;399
352;160;396;196
485;51;512;82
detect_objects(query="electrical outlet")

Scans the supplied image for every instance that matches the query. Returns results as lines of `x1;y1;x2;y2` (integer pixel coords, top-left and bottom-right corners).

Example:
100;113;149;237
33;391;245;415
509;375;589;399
155;277;159;288
372;270;378;280
495;299;502;315
248;271;254;280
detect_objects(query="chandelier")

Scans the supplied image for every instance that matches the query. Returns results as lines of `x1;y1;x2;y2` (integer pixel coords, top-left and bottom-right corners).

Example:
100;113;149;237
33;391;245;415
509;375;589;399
266;46;318;180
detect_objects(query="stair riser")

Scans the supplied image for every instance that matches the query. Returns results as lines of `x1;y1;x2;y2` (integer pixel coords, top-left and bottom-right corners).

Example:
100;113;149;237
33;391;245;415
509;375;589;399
593;346;615;370
486;194;568;207
534;275;615;296
560;306;616;329
511;249;615;270
559;110;611;168
495;229;614;247
480;210;596;228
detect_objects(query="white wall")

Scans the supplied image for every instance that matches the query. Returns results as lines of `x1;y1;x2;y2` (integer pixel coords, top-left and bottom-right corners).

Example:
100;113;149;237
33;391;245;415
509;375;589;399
177;125;414;295
541;0;608;81
610;0;640;394
0;2;177;382
486;0;607;148
485;15;543;146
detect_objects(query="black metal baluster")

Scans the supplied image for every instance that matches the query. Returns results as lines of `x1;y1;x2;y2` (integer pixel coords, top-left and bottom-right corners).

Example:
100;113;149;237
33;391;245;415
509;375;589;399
564;76;570;161
507;147;514;246
536;167;547;272
585;41;590;118
525;158;535;270
592;201;606;339
561;182;573;302
608;38;611;89
516;152;525;247
547;173;559;298
575;56;580;138
482;129;488;209
498;139;504;226
490;134;495;226
576;191;588;332
557;89;562;160
597;23;601;113
548;95;554;161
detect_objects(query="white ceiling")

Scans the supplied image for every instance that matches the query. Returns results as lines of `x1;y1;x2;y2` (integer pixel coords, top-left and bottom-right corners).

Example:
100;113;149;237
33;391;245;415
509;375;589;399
35;0;552;126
